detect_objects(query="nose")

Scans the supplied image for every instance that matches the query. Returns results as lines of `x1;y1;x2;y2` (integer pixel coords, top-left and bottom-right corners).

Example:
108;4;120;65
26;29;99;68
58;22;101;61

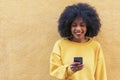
76;26;82;31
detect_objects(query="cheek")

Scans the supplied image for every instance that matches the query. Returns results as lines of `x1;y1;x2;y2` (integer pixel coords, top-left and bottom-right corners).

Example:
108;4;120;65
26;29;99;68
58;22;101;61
71;27;74;33
84;27;87;32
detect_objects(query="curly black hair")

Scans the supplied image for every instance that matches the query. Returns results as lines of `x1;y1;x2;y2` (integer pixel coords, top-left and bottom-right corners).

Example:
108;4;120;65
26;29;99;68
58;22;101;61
58;3;101;39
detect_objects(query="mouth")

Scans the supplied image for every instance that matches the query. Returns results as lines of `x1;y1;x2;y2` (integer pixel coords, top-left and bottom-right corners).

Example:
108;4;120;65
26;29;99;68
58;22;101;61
75;31;83;35
74;32;82;37
75;32;82;34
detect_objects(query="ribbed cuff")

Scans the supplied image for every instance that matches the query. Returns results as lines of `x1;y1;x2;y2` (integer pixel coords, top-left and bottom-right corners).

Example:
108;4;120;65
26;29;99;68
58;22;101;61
67;65;74;76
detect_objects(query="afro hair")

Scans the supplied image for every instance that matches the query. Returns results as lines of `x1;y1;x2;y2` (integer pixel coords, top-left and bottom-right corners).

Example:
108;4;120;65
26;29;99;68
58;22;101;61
58;3;101;39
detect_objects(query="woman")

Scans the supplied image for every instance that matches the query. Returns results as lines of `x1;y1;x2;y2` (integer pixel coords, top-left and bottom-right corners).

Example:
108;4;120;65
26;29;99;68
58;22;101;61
50;3;107;80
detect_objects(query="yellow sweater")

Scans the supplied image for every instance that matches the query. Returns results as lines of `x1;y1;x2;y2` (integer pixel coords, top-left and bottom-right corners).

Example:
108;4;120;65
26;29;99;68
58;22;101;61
50;38;107;80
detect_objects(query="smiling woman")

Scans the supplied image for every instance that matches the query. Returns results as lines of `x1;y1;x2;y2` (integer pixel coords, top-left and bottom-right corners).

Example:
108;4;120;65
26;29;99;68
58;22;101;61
71;18;87;42
50;3;107;80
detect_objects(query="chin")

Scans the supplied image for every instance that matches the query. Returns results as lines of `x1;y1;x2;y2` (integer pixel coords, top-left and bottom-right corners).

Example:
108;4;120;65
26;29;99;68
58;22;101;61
75;36;83;40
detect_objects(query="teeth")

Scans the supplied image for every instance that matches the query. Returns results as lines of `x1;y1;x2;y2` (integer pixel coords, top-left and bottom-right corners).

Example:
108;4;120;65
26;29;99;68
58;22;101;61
74;31;82;35
76;33;81;34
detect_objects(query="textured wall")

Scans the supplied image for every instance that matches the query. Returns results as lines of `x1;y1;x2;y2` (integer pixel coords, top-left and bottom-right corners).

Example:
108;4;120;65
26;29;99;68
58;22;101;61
0;0;120;80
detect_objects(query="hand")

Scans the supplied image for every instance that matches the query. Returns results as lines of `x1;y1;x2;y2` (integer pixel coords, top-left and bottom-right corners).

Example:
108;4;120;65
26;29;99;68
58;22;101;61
70;62;84;72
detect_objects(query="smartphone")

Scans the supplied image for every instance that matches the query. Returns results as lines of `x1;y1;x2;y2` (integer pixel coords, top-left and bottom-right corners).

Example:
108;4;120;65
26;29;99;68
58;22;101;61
74;57;83;64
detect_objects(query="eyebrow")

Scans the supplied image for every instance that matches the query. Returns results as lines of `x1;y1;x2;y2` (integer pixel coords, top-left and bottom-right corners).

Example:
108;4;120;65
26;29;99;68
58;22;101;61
72;21;86;24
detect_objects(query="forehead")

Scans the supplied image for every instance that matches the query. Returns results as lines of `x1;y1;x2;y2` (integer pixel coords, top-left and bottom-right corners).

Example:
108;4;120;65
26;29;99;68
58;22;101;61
72;18;85;23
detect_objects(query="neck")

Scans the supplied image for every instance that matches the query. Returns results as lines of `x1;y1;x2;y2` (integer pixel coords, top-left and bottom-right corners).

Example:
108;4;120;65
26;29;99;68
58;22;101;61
72;37;89;43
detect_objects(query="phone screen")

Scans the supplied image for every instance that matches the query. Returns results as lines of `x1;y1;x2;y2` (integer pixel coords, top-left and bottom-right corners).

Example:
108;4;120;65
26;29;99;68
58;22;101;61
74;57;83;64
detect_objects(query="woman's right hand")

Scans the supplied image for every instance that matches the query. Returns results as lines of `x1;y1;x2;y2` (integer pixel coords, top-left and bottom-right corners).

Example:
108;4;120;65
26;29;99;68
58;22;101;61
70;62;84;72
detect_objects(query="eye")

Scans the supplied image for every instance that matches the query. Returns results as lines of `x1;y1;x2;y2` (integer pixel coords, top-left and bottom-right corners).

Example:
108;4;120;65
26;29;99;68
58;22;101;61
80;23;86;27
71;23;77;27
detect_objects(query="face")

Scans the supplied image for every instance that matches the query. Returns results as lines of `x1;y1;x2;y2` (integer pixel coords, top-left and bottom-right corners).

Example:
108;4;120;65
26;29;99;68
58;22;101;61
71;18;87;42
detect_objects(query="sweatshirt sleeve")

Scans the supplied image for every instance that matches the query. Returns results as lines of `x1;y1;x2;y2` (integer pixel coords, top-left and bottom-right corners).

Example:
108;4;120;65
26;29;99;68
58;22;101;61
95;45;107;80
50;40;68;80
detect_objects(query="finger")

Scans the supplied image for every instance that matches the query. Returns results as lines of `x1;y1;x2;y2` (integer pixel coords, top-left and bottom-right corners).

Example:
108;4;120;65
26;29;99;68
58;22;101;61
70;63;78;67
74;62;81;64
71;62;79;64
71;68;77;72
78;66;83;69
77;64;84;67
71;67;79;72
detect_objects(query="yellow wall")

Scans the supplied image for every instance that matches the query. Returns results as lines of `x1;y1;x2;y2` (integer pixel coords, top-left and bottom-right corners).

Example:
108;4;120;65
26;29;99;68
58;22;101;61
0;0;120;80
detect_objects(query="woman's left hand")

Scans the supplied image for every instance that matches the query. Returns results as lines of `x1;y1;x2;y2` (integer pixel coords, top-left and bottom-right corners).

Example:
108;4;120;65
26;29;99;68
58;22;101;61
70;62;84;72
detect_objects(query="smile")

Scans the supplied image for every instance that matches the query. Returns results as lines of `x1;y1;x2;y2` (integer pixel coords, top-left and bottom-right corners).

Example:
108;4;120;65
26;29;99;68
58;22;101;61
75;32;82;34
